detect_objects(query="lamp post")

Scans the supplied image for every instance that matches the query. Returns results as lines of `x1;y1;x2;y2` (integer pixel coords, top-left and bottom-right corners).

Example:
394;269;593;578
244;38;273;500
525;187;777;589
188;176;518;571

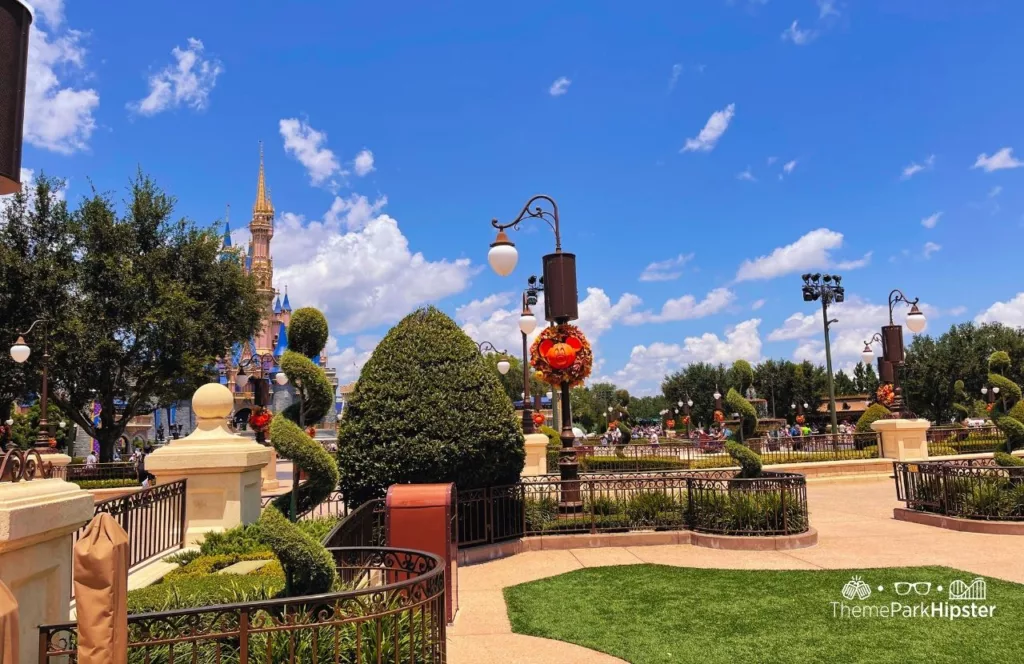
519;276;542;434
235;351;288;409
10;319;53;451
476;341;511;376
861;289;927;418
488;194;582;512
800;273;845;435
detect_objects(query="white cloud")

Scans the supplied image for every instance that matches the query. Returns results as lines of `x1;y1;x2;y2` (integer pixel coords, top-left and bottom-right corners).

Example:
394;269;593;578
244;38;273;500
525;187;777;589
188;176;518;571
901;154;935;180
975;293;1024;328
781;20;816;45
459;288;641;355
624;288;735;325
783;159;798;175
735;228;868;282
737;167;757;182
947;306;967;317
922;241;941;259
921;211;942;229
989;185;1002;198
549;77;571;96
129;38;223;116
24;12;99;154
668;63;683;91
767;156;778;165
279;118;344;186
818;0;840;18
972;147;1023;172
751;298;766;311
353;149;375;177
271;196;473;335
328;335;377;385
681;103;735;153
324;193;388;232
835;252;873;270
602;319;763;393
455;293;514;323
639;253;694;282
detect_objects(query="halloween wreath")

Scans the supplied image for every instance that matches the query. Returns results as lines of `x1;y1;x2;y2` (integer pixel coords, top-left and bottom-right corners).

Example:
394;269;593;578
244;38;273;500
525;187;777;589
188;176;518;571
530;323;594;387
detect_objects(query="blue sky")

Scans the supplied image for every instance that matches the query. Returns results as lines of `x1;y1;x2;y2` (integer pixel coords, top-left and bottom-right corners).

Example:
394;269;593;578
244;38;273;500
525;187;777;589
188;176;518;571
12;0;1024;394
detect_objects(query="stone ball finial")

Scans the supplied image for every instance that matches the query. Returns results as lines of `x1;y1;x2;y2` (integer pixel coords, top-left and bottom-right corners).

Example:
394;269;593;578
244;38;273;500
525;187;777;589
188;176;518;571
193;382;233;420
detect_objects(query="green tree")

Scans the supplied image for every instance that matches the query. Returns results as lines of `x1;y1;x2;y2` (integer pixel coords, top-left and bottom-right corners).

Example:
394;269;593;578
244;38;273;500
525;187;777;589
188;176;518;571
753;359;793;418
1;173;264;461
337;307;525;504
726;359;754;394
486;354;546;404
8;403;68;449
662;362;728;427
833;370;856;395
853;362;879;395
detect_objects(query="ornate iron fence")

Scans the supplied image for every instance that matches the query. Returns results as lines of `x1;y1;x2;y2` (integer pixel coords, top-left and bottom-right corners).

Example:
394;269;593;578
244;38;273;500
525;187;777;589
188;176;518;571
321;498;386;550
894;459;1024;521
925;426;1006;455
548;433;880;474
40;547;447;663
458;470;809;546
0;447;60;482
74;479;187;571
66;461;139;483
261;489;349;520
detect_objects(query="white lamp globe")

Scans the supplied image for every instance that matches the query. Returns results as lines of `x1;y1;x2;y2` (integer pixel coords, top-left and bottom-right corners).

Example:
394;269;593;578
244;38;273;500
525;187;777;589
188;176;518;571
519;312;537;336
905;305;927;334
235;372;249;389
59;421;66;429
677;400;683;407
488;232;518;277
275;372;289;386
861;345;875;366
981;387;988;395
803;402;809;409
4;418;12;426
993;386;1000;395
497;359;511;375
713;390;722;400
10;337;30;364
687;399;693;407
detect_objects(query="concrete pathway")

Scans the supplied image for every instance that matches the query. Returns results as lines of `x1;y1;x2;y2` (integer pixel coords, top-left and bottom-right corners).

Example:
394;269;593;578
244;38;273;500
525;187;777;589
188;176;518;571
447;477;1024;664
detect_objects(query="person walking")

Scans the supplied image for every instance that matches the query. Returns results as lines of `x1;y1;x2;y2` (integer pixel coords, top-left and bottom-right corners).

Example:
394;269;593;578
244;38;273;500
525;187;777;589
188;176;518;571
136;446;156;487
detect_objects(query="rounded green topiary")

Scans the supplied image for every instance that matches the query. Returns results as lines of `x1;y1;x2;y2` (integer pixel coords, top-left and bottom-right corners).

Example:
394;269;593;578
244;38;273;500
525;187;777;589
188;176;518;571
337;307;525;504
288;307;329;358
993;451;1024;467
617;421;632;444
856;403;890;433
988;373;1023;403
988;351;1012;374
725;387;758;438
258;506;336;596
726;441;762;478
540;425;560;449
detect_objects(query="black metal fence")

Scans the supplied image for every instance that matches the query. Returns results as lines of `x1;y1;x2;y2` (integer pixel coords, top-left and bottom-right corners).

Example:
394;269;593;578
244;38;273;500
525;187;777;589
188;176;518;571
548;433;880;473
260;489;349;521
894;459;1024;521
458;470;809;546
74;479;187;571
321;498;386;549
65;461;139;484
40;547;447;663
926;426;1006;456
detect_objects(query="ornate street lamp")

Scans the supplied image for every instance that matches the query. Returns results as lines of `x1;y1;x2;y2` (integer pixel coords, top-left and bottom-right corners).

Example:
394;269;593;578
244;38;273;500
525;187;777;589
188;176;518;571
0;1;32;195
518;276;543;433
477;341;511;375
235;351;284;407
488;195;582;511
800;273;845;435
869;289;928;417
10;319;53;451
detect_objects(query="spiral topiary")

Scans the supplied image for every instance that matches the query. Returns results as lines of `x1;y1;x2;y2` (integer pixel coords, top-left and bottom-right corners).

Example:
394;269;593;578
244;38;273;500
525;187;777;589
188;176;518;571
988;351;1024;453
726;441;762;478
725;387;758;438
952;380;970;420
256;306;339;595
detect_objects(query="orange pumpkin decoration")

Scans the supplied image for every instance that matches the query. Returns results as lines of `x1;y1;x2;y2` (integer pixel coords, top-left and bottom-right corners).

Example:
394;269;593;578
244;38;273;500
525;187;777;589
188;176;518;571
532;413;546;426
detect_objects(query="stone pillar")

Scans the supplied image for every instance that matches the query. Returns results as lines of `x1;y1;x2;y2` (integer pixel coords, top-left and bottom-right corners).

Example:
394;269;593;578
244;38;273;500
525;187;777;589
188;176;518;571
0;477;94;664
261;447;280;491
521;433;549;477
147;383;271;545
871;419;931;460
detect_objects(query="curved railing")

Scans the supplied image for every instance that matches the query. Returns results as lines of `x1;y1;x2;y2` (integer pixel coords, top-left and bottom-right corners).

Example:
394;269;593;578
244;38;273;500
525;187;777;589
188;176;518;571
458;469;809;546
39;546;447;663
894;458;1024;521
0;447;58;482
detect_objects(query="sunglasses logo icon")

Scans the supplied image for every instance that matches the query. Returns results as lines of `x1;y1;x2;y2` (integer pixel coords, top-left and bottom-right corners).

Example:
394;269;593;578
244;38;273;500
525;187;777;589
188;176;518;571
894;582;932;596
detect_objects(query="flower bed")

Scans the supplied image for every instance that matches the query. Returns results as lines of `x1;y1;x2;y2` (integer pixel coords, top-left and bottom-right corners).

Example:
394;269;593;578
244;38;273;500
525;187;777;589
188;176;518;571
894;457;1024;521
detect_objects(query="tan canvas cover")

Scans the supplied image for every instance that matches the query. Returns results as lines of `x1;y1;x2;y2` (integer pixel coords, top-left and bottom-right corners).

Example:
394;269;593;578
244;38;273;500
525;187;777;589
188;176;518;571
73;513;129;664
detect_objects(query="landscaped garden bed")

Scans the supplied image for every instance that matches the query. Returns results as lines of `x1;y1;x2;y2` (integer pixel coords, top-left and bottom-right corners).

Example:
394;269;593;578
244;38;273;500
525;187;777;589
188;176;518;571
505;565;1024;664
894;456;1024;521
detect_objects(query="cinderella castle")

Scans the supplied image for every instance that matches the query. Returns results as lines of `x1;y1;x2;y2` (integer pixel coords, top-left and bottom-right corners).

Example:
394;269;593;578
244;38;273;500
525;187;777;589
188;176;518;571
215;146;340;431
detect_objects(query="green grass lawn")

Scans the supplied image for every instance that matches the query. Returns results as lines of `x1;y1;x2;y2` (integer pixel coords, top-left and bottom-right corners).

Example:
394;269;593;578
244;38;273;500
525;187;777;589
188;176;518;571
504;565;1023;664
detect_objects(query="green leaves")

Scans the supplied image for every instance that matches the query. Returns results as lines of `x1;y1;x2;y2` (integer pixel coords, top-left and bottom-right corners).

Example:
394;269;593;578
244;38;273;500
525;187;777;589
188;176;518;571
288;307;329;358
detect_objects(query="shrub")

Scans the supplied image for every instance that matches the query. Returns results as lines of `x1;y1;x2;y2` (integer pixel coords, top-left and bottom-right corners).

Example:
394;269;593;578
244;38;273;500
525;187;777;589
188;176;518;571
726;441;762;478
200;523;271;556
625;492;678;524
856;403;890;433
127;575;283;613
164;552;274;580
74;479;140;490
994;451;1024;467
928;444;959;457
259;506;336;596
296;515;343;543
587;495;619;516
163;549;202;566
288;307;329;358
725;388;758;438
337;307;525;504
524;497;559;532
989;372;1023;403
579;456;692;472
540;425;561;448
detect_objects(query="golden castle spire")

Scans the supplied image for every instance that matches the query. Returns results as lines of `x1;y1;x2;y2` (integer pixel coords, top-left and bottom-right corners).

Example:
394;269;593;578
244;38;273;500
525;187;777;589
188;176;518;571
254;141;274;215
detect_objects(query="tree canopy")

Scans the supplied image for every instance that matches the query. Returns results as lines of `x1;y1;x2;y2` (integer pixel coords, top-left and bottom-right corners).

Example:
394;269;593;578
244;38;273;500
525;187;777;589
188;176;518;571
0;173;264;460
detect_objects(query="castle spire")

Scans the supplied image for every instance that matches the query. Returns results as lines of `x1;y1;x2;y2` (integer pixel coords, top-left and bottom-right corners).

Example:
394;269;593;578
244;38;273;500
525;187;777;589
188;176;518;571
222;204;232;246
254;141;273;215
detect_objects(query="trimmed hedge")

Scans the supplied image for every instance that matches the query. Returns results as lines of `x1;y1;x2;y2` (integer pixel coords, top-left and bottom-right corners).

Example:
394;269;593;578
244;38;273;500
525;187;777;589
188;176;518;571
540;425;560;448
288;307;329;358
75;479;140;490
989;372;1023;403
127;575;283;614
856;403;890;433
994;451;1024;467
164;552;275;580
725;388;758;438
337;307;525;504
259;506;336;596
726;441;762;478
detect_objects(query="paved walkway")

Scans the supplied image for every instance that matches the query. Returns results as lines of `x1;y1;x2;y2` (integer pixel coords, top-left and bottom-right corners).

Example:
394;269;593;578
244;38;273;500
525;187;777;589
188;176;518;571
447;477;1024;664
